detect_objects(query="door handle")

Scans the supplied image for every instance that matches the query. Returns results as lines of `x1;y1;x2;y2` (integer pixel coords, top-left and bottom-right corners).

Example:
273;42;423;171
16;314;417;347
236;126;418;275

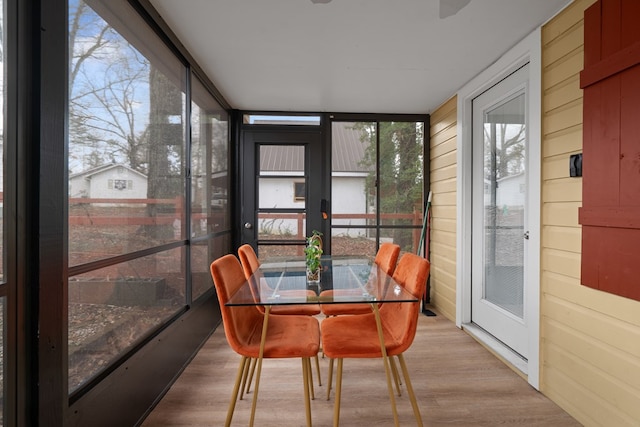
244;222;253;229
523;231;529;240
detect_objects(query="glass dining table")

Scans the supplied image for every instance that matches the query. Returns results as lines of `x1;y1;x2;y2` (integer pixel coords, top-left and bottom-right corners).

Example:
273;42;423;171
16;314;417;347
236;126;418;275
226;255;419;426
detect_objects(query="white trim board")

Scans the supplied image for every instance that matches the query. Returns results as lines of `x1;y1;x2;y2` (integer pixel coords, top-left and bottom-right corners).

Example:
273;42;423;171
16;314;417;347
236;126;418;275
455;28;541;390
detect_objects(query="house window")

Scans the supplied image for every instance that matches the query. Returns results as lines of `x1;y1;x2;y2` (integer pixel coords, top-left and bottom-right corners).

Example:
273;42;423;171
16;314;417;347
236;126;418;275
107;179;133;190
294;182;305;202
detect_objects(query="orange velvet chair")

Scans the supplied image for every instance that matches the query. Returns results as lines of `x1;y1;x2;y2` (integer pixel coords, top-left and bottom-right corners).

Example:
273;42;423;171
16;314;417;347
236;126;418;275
320;242;401;317
238;244;321;316
210;254;321;427
237;244;322;394
320;252;430;427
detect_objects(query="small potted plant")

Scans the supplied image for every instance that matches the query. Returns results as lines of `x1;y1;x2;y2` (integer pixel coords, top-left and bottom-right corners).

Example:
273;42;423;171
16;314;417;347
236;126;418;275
304;230;323;283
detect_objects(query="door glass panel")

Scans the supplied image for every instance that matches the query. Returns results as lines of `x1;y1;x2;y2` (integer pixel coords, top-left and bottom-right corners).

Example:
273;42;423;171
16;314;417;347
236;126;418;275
483;92;526;317
258;145;305;242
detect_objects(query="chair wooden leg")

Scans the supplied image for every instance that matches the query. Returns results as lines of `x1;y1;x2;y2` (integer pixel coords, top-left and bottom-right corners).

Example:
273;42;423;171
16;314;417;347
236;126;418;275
240;357;254;399
395;356;403;385
326;358;334;400
389;355;402;396
249;306;271;427
397;353;423;427
226;356;248;427
333;358;343;427
314;355;322;386
307;358;315;400
372;304;400;426
302;358;313;427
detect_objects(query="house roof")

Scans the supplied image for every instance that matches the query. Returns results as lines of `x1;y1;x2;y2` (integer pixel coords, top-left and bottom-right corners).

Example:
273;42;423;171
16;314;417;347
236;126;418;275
260;122;370;173
69;163;148;180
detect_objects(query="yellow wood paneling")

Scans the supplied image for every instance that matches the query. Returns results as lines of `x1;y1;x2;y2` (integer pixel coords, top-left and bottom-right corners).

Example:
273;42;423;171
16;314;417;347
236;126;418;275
542;201;581;227
543;271;640;327
430;228;456;247
542;247;581;278
543;21;584;66
431;121;457;145
543;99;583;134
542;225;581;252
543;347;638;427
545;320;640;395
430;133;456;156
431;164;456;182
431;191;456;207
543;49;584;90
431;205;455;220
430;96;457;124
430;150;457;170
540;3;640;407
542;155;578;180
541;0;596;46
544;296;640;372
542;179;582;203
431;252;456;277
431;240;456;260
543;125;582;156
430;178;456;194
429;95;458;320
543;74;581;112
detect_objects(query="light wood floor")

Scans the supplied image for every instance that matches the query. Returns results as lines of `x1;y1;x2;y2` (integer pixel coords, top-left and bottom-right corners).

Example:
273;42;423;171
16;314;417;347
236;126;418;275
141;308;581;426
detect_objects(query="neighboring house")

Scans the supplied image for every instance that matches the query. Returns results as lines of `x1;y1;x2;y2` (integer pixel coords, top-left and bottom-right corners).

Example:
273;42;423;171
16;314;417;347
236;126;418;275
69;163;148;203
258;122;371;237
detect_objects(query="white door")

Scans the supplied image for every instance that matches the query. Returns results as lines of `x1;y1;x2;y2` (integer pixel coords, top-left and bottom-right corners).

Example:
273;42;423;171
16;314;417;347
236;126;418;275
471;64;529;358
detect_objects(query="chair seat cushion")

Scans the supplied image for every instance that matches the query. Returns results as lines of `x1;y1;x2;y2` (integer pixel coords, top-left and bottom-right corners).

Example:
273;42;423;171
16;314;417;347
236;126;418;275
320;304;417;358
234;314;320;359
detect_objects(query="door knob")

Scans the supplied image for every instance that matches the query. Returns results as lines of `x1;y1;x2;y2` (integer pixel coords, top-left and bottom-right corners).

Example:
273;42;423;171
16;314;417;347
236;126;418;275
523;231;529;240
244;222;253;229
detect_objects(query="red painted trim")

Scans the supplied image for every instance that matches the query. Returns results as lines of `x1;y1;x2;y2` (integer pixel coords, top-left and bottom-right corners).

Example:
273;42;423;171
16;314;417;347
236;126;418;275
579;207;640;229
580;40;640;88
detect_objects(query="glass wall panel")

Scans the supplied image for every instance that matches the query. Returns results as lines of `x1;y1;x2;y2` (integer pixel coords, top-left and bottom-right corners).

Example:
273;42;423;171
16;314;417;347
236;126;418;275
330;228;377;257
1;0;6;421
379;122;424;228
331;122;375;239
191;234;230;301
190;75;229;240
68;0;187;267
331;120;424;255
68;247;185;392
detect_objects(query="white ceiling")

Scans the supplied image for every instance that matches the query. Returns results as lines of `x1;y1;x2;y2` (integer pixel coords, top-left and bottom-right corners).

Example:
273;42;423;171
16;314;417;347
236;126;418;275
149;0;571;114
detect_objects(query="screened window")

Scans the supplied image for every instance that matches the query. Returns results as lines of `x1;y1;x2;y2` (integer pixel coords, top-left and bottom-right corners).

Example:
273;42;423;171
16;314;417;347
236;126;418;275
331;121;425;256
190;73;229;300
67;0;188;393
1;0;6;421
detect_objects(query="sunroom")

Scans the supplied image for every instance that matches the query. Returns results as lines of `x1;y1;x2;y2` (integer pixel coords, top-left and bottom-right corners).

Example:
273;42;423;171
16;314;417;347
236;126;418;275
2;0;639;426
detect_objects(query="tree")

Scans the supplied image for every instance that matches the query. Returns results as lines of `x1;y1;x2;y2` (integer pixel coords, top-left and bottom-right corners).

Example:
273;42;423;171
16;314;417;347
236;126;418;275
352;121;424;251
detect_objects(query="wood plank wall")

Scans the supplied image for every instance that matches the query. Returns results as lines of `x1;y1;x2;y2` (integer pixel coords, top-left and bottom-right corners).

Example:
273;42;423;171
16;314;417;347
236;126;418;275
428;96;458;321
541;1;640;425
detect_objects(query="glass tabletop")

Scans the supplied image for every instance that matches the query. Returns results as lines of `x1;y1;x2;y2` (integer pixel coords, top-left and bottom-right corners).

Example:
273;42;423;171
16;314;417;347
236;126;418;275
226;255;419;306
